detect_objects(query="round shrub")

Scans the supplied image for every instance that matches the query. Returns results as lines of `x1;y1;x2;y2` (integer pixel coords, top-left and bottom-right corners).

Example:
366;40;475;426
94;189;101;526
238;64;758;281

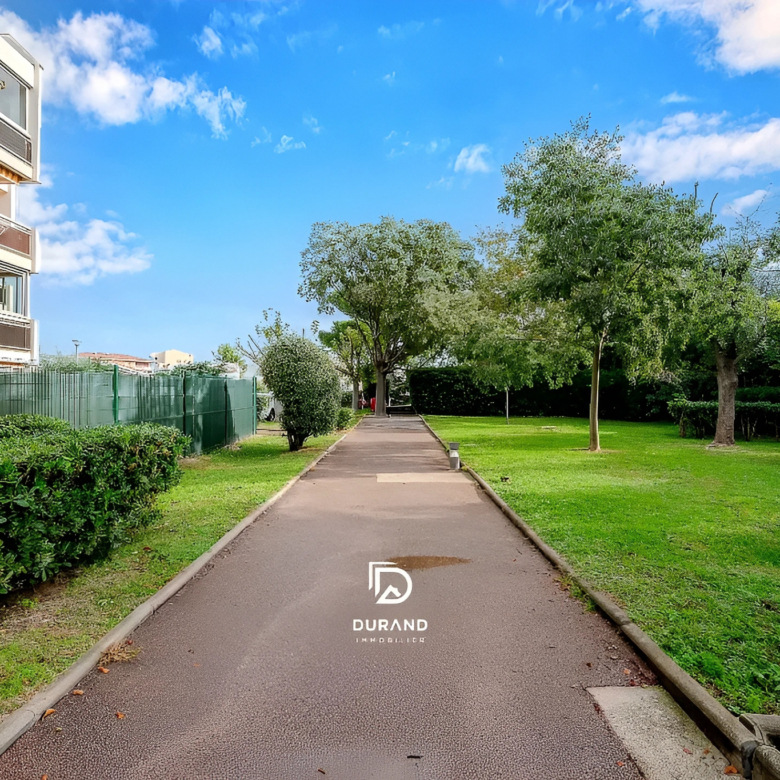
259;335;340;450
336;407;353;429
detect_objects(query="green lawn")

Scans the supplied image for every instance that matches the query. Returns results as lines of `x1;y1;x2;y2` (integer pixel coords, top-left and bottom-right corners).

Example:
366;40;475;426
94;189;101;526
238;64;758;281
0;432;338;717
425;415;780;715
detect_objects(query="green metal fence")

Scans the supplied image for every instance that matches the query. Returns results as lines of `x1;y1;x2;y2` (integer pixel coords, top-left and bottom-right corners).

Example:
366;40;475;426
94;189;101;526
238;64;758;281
0;369;257;454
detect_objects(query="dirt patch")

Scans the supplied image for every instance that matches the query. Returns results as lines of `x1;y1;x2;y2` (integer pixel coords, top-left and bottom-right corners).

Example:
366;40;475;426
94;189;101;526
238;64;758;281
388;555;471;571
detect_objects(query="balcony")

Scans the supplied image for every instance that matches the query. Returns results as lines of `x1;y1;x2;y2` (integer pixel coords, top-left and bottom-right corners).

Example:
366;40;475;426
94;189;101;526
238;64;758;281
0;214;36;272
0;115;32;183
0;311;31;352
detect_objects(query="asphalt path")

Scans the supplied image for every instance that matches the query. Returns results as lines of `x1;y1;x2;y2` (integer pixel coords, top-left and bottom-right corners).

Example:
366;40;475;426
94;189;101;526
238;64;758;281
0;417;659;779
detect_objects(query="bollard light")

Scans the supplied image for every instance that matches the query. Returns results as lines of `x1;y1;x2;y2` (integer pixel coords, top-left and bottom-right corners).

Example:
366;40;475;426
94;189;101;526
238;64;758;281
448;442;460;470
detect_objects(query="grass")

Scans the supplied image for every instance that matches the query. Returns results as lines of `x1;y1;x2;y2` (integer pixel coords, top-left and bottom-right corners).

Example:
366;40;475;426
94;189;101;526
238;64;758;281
0;432;338;718
425;415;780;716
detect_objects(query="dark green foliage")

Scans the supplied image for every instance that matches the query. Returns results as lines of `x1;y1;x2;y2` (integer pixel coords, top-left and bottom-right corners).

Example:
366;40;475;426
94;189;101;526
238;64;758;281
409;366;699;421
737;386;780;403
0;415;71;439
341;390;353;408
336;407;353;429
259;334;341;450
669;399;780;440
0;422;189;593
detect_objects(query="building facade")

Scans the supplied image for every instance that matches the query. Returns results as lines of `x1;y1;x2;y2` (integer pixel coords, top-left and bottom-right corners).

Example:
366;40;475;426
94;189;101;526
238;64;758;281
0;34;42;368
80;352;155;374
150;349;194;370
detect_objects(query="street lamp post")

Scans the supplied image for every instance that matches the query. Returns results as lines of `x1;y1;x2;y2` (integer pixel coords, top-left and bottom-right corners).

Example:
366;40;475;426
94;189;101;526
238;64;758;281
72;339;81;363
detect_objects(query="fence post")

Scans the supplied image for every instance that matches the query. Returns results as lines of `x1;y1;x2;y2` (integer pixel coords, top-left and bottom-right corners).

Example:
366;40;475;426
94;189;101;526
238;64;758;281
182;374;187;437
224;378;229;447
253;376;257;433
112;365;119;425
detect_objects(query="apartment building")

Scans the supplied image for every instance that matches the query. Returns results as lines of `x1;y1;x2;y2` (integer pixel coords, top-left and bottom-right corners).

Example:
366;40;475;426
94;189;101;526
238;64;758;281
0;34;42;367
150;349;194;370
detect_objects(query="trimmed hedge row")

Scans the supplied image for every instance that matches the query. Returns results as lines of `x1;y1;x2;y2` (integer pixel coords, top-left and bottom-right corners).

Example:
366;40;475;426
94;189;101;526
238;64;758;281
408;367;683;421
668;400;780;440
0;419;189;593
0;414;71;439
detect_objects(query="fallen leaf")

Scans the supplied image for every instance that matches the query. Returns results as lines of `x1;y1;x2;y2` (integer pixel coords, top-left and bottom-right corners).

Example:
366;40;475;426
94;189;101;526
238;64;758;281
617;760;624;767
724;767;739;775
42;775;48;780
116;712;125;720
704;749;710;755
42;709;56;719
54;727;61;732
193;663;201;667
98;666;109;674
126;640;133;646
623;668;631;675
628;679;638;686
72;690;84;696
143;547;152;552
683;748;693;754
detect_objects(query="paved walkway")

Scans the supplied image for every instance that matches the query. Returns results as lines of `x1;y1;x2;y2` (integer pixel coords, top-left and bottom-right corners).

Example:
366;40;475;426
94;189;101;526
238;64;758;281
0;418;727;779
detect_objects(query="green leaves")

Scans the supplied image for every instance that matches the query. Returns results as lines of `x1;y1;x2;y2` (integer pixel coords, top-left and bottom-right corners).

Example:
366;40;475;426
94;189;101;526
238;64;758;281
299;217;478;374
259;334;341;451
0;420;188;594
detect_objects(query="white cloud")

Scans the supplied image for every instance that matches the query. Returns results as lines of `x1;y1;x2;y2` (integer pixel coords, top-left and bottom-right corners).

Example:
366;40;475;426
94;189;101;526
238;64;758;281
426;138;450;154
303;115;322;134
17;177;151;286
427;176;454;190
382;71;396;85
622;112;780;182
286;26;337;53
725;188;769;214
537;0;583;20
194;26;223;59
251;127;272;146
660;90;695;103
377;21;424;39
454;144;492;174
633;0;780;73
274;135;306;154
384;130;397;141
0;9;244;137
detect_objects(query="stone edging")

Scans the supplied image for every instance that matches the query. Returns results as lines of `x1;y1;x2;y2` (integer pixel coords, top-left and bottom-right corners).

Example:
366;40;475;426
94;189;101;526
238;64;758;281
0;432;348;757
418;416;777;780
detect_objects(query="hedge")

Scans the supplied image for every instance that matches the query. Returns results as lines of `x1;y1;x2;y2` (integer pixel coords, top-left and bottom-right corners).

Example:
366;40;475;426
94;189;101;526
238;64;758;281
0;414;71;439
668;399;780;440
0;420;189;593
408;366;686;421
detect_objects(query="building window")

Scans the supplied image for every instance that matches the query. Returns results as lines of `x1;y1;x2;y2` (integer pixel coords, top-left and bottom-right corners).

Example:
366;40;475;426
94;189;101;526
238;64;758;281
0;275;21;314
0;66;26;130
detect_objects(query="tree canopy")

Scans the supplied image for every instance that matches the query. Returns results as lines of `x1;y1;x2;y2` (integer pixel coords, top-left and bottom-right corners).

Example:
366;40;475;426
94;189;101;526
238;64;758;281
498;118;719;450
299;216;478;415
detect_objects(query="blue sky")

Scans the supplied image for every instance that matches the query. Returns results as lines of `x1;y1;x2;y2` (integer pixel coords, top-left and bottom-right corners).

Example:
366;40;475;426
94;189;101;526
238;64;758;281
6;0;780;360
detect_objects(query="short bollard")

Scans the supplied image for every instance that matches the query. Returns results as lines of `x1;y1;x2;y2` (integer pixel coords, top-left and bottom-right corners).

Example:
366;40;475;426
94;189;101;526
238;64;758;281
448;442;460;470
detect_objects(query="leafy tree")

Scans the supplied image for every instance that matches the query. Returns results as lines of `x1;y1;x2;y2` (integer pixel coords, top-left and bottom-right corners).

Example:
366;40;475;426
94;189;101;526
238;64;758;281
767;300;780;372
454;226;587;422
39;353;114;373
213;343;247;377
237;309;293;368
498;119;718;451
690;216;780;446
259;333;340;451
318;320;371;410
299;217;478;416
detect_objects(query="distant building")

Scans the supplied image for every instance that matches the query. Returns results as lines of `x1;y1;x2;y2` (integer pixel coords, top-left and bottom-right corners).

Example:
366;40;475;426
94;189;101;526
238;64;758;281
150;349;193;370
0;34;43;367
80;352;154;373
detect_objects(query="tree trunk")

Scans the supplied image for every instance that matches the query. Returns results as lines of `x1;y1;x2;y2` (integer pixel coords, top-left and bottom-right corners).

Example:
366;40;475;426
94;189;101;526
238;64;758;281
505;387;509;425
287;431;306;451
351;379;359;412
711;348;738;447
375;370;387;417
588;340;602;453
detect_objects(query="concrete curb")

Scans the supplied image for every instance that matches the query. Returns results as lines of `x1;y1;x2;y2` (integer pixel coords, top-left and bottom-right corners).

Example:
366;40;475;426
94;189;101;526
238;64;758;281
0;432;348;757
418;416;776;779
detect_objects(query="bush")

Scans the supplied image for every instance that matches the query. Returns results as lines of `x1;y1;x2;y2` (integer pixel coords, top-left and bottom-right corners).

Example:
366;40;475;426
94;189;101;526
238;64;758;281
0;414;71;439
336;407;353;429
259;335;340;450
341;390;353;408
736;386;780;403
0;422;189;593
668;399;780;440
